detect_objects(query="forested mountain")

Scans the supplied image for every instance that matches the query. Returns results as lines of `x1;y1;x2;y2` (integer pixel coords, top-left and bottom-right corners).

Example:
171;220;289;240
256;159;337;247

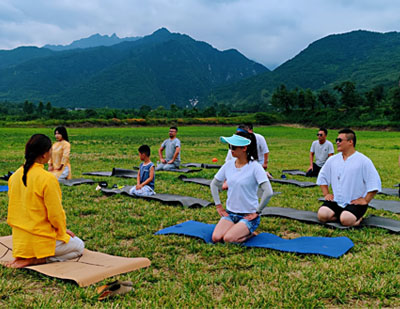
43;33;140;51
0;28;268;108
211;30;400;107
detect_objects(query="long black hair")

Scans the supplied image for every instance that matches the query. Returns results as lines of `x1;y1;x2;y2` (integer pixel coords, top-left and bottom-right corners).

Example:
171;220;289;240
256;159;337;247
235;131;258;162
23;134;52;186
55;126;69;142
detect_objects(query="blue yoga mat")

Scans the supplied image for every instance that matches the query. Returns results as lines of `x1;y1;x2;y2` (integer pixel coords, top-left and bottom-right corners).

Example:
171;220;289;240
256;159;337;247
0;186;8;192
155;220;354;258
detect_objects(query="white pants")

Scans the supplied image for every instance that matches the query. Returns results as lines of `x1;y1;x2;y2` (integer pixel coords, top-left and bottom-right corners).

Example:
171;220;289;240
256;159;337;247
58;166;70;180
46;236;85;263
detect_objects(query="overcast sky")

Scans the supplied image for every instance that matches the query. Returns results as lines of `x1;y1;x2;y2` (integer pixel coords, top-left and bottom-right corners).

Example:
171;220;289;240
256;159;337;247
1;0;399;69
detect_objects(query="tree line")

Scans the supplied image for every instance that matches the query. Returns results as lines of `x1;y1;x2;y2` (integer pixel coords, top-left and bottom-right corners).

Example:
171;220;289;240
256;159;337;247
1;80;399;128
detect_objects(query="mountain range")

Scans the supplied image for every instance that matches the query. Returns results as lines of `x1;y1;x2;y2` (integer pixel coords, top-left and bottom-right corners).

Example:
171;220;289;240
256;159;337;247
0;28;267;108
0;28;399;109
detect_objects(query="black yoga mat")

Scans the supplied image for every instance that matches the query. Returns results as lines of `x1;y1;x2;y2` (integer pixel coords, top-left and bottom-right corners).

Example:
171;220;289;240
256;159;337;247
261;206;400;233
178;175;212;187
181;163;221;169
269;178;317;188
101;186;212;208
83;168;138;178
282;169;307;177
317;197;400;214
378;188;400;197
59;178;95;186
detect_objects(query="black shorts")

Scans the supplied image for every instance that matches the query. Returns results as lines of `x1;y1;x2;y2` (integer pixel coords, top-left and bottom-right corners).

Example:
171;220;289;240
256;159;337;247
321;200;368;220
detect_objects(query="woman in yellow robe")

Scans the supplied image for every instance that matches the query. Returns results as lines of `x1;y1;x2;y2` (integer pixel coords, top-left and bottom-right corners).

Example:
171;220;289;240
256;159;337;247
48;126;72;180
7;134;84;268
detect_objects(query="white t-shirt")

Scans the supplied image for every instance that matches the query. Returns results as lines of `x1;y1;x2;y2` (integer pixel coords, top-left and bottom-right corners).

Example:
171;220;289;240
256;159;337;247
310;140;334;167
254;133;269;165
316;151;381;207
214;159;269;213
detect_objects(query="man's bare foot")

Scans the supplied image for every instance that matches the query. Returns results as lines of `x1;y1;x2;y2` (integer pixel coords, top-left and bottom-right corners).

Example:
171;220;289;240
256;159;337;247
5;257;46;268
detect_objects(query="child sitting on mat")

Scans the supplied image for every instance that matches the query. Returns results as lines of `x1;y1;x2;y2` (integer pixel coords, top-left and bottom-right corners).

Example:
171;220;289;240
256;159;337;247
129;145;156;196
7;134;84;268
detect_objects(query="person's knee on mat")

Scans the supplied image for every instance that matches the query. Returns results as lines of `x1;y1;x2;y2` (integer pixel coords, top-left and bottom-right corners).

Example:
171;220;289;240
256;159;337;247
340;211;359;226
317;206;335;222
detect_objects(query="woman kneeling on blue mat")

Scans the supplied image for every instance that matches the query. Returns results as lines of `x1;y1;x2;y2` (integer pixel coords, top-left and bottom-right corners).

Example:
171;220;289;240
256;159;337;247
210;132;274;243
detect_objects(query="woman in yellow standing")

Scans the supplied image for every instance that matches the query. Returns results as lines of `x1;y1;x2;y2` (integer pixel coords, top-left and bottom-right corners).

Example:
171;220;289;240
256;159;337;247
7;134;84;268
48;126;71;180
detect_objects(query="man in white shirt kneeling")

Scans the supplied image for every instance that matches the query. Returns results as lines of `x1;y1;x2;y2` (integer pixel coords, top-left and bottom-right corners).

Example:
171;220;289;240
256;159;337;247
316;128;381;227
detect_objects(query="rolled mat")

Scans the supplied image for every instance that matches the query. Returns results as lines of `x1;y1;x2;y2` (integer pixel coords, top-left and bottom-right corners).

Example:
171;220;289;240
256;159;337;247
261;206;400;233
101;186;212;208
155;220;353;258
0;236;150;287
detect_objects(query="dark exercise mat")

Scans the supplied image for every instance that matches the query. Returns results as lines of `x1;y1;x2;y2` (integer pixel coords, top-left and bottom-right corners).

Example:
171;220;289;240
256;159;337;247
83;168;138;178
155;220;353;258
317;197;400;214
182;163;221;169
378;188;400;197
101;186;212;208
269;178;317;188
178;175;212;187
177;176;282;197
59;178;96;186
261;206;400;233
155;167;202;173
282;169;307;177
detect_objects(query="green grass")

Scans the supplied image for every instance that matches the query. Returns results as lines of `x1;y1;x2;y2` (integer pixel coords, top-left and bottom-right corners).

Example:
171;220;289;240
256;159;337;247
0;126;400;307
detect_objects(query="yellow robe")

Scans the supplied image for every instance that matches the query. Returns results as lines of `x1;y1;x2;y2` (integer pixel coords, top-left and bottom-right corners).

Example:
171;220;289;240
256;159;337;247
49;140;72;179
7;164;70;259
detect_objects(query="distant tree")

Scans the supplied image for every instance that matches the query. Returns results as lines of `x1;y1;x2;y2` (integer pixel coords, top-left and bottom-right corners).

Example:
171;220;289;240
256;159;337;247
333;81;363;109
217;103;230;117
38;102;44;115
23;100;35;115
139;105;152;118
202;106;217;117
84;109;97;118
317;90;337;108
45;102;52;113
388;87;400;120
270;84;295;113
304;89;316;110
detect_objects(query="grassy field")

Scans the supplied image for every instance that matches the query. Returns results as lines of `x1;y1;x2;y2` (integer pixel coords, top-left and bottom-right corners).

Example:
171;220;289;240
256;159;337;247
0;125;400;307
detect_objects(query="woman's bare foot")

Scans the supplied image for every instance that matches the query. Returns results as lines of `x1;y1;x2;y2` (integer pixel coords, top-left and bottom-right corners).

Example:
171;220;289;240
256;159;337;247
6;257;46;268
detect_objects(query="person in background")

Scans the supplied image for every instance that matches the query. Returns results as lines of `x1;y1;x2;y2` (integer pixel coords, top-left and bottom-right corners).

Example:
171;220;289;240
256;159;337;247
210;132;274;243
129;145;156;196
306;128;334;177
317;129;381;226
7;134;84;268
48;126;72;180
156;126;181;171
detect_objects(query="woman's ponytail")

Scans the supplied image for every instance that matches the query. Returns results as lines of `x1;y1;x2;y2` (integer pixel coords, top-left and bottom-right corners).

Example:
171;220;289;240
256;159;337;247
22;134;52;186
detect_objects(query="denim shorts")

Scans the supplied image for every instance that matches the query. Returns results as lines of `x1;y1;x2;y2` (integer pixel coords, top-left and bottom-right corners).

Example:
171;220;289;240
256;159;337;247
221;210;261;233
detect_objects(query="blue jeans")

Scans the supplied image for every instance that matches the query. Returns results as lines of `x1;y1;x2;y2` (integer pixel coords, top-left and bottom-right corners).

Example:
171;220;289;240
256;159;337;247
221;210;260;233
